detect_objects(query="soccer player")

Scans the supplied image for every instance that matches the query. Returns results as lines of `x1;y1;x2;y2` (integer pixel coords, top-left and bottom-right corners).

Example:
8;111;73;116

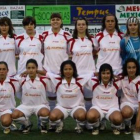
120;16;140;72
69;17;95;75
42;13;72;111
121;58;140;134
94;14;123;76
48;60;90;133
0;61;19;134
69;17;96;111
12;59;51;134
15;16;43;74
42;13;72;74
0;17;16;76
86;63;123;135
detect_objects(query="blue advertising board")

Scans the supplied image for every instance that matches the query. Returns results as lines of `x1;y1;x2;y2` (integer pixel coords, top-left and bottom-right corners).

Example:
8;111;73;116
71;5;115;24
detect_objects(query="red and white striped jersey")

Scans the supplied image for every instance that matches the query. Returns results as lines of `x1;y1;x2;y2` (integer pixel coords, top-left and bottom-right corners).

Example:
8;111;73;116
86;77;121;110
47;73;90;108
69;37;96;75
94;29;123;73
42;28;72;74
17;75;52;106
0;77;20;111
121;76;140;105
0;35;16;76
15;32;44;74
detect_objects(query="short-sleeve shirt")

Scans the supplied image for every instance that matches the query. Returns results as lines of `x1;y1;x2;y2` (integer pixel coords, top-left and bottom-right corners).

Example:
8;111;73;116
15;32;43;74
42;28;72;74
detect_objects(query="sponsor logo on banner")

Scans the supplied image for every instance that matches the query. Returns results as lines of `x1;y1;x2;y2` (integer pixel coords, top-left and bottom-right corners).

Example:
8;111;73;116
0;5;25;24
71;5;115;24
26;5;70;25
116;5;140;24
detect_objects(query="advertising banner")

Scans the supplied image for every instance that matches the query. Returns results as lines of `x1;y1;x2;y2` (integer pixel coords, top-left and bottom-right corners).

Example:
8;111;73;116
0;5;25;24
71;5;115;24
26;5;71;25
116;5;140;24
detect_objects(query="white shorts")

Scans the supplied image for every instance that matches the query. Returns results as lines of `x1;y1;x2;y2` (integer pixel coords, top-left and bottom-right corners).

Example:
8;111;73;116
16;104;50;118
55;105;86;119
120;102;138;114
90;106;120;121
0;109;12;118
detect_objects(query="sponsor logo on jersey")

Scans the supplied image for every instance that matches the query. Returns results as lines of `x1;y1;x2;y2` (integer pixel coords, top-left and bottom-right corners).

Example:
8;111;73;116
76;52;91;56
0;49;14;53
46;46;64;50
96;95;112;99
61;94;77;98
102;48;120;52
23;52;39;56
25;93;41;97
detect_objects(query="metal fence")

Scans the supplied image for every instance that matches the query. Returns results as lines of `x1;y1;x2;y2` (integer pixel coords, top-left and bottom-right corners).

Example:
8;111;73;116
0;0;139;5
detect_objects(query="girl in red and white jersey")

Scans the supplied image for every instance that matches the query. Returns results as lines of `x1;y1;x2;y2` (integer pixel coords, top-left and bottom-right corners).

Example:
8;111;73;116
15;16;43;74
69;17;96;110
0;61;19;134
48;60;90;133
69;17;95;75
94;14;124;76
12;59;51;134
0;17;16;76
42;13;72;74
42;13;72;111
86;63;123;135
120;58;140;134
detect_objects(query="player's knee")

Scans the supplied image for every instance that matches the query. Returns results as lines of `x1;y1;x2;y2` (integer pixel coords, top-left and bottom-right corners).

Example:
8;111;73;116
1;118;12;127
49;113;58;121
112;114;122;125
87;112;98;123
12;111;20;119
76;112;86;121
121;108;133;119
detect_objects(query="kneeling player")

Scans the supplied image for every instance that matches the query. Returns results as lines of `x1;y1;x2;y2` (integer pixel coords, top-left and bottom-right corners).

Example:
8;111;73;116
121;58;140;134
48;60;90;133
0;62;19;134
86;64;123;135
12;59;51;134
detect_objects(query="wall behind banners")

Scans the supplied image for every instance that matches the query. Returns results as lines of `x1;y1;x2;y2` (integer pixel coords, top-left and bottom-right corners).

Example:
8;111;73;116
0;5;135;36
14;25;126;36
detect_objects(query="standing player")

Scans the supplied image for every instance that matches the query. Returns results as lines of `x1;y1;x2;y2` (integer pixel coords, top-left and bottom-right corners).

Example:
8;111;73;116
48;60;89;133
12;59;51;134
121;58;140;134
42;13;71;74
15;16;43;74
0;61;19;134
0;17;16;76
42;13;72;111
94;14;123;76
69;17;95;111
86;64;123;135
69;17;95;75
120;16;140;72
